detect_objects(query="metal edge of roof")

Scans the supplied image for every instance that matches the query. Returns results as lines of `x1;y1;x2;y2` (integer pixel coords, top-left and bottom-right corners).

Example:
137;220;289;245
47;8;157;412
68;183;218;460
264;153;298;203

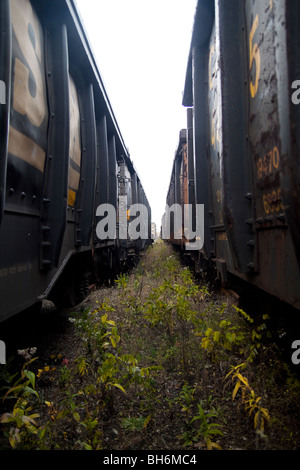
182;0;214;107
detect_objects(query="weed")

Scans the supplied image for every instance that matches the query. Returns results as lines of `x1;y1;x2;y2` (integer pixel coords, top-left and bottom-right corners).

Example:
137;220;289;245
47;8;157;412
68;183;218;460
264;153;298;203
0;349;40;448
115;273;129;290
179;393;223;450
121;414;151;432
226;364;271;433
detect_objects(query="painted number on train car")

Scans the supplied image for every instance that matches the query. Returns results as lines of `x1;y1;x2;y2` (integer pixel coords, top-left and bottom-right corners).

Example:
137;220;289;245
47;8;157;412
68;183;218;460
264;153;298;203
249;14;261;99
262;188;284;215
256;146;280;180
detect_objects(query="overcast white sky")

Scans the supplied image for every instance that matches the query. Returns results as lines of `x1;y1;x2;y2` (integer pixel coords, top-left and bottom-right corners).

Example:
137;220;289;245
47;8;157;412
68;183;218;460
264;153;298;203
75;0;197;229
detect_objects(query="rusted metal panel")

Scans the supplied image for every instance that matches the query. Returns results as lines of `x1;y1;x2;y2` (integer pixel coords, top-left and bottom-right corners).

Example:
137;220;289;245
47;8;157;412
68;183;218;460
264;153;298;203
275;0;300;265
242;0;300;306
164;130;188;246
245;0;284;228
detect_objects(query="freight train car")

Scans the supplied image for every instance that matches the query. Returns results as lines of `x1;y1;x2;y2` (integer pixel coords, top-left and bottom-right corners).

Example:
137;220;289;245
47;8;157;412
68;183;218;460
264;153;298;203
0;0;151;323
164;0;300;311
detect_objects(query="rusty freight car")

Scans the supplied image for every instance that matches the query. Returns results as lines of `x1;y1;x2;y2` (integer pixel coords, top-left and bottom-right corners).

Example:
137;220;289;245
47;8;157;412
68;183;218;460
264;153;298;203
164;0;300;311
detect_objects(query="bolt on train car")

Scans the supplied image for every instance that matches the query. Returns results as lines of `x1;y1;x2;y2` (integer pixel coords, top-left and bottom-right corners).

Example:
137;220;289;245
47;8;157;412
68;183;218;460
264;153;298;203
163;0;300;311
0;0;151;323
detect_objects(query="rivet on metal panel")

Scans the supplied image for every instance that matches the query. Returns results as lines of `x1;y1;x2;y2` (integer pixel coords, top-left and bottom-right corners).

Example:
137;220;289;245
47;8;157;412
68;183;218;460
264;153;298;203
244;193;252;200
245;218;253;225
247;262;255;270
9;188;14;195
21;192;26;199
247;240;255;247
256;217;264;224
43;198;51;204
